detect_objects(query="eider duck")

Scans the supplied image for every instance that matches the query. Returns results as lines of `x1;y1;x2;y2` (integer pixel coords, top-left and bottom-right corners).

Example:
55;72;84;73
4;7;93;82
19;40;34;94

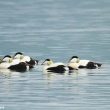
0;55;13;69
41;59;70;73
13;52;38;66
68;56;102;69
0;55;31;72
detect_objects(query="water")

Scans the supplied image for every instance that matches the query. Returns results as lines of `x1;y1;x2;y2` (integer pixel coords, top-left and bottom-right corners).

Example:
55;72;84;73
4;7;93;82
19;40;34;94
0;0;110;110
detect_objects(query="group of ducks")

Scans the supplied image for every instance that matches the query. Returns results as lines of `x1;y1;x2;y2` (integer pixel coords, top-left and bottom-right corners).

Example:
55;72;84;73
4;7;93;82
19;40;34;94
0;52;38;72
42;56;102;73
0;52;102;73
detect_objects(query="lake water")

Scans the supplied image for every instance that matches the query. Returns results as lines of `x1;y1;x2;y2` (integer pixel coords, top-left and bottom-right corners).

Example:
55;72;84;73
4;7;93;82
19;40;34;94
0;0;110;110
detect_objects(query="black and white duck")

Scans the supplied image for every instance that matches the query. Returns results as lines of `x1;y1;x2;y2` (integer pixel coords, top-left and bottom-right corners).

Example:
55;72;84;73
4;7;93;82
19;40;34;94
68;56;102;69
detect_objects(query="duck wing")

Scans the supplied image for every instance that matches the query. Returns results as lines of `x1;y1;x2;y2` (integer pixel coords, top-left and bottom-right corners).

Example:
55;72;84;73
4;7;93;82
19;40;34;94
47;65;66;73
8;62;27;72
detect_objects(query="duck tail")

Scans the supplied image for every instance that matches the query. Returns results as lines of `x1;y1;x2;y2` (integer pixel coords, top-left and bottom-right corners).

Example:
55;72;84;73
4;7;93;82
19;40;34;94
95;63;102;67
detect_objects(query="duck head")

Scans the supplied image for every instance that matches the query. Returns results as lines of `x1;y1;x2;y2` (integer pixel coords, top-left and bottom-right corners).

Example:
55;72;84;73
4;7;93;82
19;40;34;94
2;55;13;63
69;56;80;63
14;52;24;60
42;59;54;66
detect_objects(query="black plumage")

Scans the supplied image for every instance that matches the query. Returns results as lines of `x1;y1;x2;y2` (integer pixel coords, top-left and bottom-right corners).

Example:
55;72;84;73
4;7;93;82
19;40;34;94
47;65;66;73
26;58;38;66
8;62;31;72
78;62;102;69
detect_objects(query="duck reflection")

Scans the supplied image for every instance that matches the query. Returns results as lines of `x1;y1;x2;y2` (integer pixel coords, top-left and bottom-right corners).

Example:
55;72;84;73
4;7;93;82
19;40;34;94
0;68;24;78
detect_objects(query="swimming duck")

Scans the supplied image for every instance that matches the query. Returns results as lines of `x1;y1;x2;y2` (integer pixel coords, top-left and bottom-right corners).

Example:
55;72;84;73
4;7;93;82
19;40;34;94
0;55;13;69
0;55;31;72
68;56;102;69
13;52;38;66
41;59;70;73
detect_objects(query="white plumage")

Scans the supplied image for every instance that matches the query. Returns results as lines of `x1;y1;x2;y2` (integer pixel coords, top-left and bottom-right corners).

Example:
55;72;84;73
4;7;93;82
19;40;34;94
68;56;102;69
13;52;38;66
0;55;12;69
78;60;90;66
42;59;69;73
0;55;30;72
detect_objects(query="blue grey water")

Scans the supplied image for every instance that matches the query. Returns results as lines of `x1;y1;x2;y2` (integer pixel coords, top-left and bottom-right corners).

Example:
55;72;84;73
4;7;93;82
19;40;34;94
0;0;110;110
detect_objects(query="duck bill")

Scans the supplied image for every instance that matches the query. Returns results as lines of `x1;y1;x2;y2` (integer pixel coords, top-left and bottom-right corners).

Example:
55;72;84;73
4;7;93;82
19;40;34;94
68;58;72;63
41;61;45;65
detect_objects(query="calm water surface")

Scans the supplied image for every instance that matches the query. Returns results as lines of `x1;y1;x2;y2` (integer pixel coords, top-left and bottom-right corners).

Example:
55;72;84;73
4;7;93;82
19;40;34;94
0;0;110;110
